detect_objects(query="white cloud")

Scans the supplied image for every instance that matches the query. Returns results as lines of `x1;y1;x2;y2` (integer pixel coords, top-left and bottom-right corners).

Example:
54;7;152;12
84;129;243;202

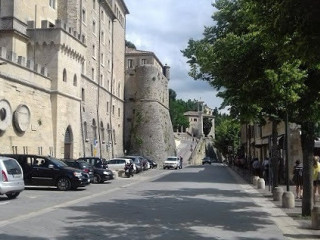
125;0;225;111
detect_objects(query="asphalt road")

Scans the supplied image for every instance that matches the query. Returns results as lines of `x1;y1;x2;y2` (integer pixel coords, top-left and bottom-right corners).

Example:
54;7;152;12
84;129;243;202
0;164;288;240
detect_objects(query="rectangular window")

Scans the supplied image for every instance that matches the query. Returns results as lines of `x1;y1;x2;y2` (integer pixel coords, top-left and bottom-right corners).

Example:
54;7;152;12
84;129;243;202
92;68;95;81
100;74;104;87
23;146;28;154
82;88;85;101
107;102;109;113
101;53;104;65
101;10;104;21
49;0;56;9
112;105;115;115
38;147;43;155
141;59;147;65
118;108;120;117
92;45;96;58
49;147;54;156
113;129;116;144
93;0;96;10
101;31;105;44
12;146;18;154
93;21;96;34
82;9;86;23
127;59;133;68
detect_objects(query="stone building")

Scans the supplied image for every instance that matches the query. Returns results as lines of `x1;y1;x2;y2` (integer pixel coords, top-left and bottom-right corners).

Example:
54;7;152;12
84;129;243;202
0;0;128;159
124;47;176;163
240;120;302;180
184;102;215;138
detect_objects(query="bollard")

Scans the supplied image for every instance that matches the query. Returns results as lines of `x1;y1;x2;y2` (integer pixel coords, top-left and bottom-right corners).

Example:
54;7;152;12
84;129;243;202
312;206;320;230
273;187;284;201
257;178;265;189
282;191;295;208
252;176;260;186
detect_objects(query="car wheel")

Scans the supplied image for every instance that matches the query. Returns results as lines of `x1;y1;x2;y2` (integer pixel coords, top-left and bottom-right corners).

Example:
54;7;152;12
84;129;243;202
6;192;20;199
94;174;101;184
57;177;71;191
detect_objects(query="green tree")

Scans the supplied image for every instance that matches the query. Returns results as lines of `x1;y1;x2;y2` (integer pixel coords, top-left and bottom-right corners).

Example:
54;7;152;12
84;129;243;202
214;116;240;158
125;40;136;49
183;0;317;215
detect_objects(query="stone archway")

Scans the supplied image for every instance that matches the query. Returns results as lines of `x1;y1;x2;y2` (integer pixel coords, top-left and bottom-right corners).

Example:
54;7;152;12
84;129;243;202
64;126;73;159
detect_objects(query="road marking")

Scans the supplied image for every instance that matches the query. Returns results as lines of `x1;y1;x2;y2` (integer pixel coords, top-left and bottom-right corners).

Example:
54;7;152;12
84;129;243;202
0;170;171;227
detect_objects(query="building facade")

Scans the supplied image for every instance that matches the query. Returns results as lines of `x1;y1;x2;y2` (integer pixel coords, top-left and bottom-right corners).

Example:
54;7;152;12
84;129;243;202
124;47;176;163
184;102;215;139
0;0;128;159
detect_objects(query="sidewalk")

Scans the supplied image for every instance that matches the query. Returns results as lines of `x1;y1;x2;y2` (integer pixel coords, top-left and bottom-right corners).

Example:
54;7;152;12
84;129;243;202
229;165;320;240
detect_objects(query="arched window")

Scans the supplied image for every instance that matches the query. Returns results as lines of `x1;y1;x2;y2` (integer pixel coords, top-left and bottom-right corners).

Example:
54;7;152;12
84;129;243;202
100;121;105;142
84;121;88;140
92;119;97;140
73;74;77;86
81;88;85;101
118;83;121;97
63;69;67;82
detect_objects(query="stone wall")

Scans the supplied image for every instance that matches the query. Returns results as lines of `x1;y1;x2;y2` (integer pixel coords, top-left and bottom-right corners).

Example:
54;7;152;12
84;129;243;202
125;64;176;163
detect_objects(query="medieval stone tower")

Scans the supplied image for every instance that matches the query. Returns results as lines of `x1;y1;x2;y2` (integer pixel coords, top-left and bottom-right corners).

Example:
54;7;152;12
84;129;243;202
124;47;176;163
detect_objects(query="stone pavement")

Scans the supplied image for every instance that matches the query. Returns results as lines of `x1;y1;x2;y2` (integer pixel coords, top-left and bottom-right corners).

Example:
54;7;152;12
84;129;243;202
229;165;320;240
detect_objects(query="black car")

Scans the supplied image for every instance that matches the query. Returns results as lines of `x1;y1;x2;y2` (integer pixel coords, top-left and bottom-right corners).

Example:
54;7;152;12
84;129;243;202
77;157;114;183
78;157;109;169
121;156;143;173
146;158;157;169
0;154;90;191
63;159;94;183
202;157;212;165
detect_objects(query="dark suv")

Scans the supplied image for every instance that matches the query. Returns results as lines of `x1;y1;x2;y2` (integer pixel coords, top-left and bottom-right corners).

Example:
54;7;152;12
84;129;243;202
0;154;90;191
78;157;108;169
77;157;114;183
63;159;94;183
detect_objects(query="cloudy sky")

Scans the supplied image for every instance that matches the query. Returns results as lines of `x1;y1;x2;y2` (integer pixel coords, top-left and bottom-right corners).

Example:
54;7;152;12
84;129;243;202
125;0;224;111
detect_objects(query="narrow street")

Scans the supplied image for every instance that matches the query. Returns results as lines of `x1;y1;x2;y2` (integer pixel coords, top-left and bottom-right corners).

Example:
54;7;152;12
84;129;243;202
0;163;299;240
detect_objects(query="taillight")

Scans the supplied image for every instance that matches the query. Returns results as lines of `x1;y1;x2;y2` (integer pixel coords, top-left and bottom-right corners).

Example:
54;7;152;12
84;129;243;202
2;170;8;182
84;168;89;173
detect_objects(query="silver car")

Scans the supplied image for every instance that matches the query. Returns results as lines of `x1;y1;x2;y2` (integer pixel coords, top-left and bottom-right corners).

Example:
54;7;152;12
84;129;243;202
0;156;24;199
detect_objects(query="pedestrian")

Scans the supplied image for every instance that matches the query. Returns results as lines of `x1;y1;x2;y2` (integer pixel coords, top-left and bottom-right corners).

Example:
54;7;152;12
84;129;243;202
313;156;320;204
262;158;270;184
292;160;303;199
252;158;260;177
179;156;183;169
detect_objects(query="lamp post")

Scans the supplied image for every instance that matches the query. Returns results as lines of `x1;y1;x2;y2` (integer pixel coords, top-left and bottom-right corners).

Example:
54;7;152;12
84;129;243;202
285;108;290;192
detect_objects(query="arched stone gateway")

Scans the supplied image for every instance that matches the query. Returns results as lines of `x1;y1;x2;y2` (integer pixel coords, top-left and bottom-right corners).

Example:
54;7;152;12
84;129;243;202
64;126;73;159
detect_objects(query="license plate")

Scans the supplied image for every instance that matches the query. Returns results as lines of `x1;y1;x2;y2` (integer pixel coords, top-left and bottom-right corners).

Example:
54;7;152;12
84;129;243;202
13;174;22;178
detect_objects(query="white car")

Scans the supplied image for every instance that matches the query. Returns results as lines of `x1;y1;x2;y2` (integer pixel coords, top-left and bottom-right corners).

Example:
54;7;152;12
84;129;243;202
107;158;135;172
163;156;181;170
0;156;25;199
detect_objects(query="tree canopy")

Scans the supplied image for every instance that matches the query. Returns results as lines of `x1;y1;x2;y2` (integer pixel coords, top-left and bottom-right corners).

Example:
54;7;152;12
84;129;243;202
182;0;320;216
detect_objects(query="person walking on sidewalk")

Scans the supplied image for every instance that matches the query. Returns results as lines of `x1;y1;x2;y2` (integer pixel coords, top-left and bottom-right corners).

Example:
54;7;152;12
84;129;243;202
313;156;320;204
293;160;303;199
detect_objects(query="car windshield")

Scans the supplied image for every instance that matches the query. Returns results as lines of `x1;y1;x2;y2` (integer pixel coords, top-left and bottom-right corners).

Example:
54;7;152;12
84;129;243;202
167;157;178;161
50;158;68;167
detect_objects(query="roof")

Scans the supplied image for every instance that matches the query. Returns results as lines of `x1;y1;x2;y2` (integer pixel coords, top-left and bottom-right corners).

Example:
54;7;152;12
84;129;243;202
125;47;165;68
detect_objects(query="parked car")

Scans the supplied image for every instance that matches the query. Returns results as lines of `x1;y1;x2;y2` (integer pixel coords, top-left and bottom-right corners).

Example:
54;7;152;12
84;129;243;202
63;159;94;183
0;154;90;191
78;157;114;181
107;158;134;172
121;156;143;173
78;157;109;169
202;157;212;165
146;158;158;169
163;156;181;169
0;156;25;199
